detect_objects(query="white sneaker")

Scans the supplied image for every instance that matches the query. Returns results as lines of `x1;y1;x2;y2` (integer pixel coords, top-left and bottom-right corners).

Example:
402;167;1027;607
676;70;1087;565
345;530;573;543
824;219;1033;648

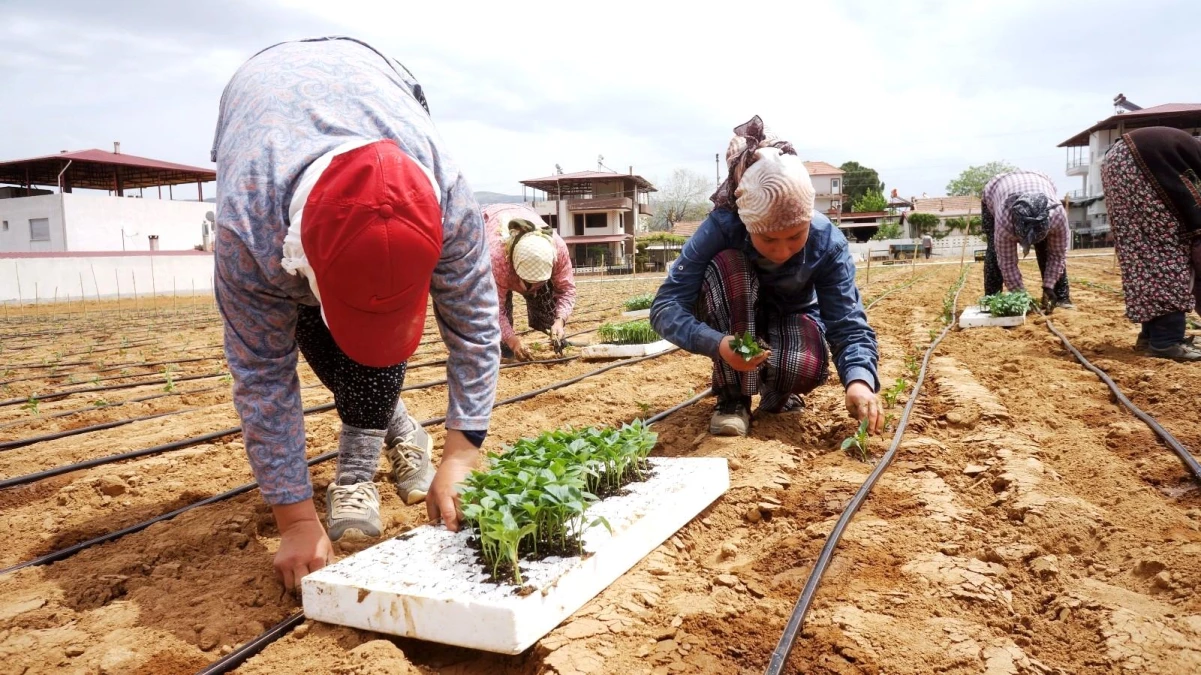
384;421;434;505
325;482;382;541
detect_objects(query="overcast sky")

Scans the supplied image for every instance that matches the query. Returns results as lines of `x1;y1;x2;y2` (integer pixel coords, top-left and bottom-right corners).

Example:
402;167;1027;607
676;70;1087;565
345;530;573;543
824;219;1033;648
1;0;1197;200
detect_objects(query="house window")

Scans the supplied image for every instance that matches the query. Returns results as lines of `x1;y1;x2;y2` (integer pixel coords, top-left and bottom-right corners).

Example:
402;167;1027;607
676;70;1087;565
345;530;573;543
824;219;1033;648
585;213;607;228
29;218;50;242
573;214;585;236
831;178;840;193
2;220;8;231
544;214;558;230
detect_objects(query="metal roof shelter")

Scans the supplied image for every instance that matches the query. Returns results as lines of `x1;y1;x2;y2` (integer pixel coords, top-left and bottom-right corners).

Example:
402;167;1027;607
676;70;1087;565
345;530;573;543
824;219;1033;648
520;170;656;199
1058;103;1201;147
0;146;216;200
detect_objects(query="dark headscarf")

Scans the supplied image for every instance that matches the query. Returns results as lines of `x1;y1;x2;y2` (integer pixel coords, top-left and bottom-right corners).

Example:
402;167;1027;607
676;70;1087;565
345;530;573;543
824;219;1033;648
1124;126;1201;238
710;115;797;210
1008;192;1055;255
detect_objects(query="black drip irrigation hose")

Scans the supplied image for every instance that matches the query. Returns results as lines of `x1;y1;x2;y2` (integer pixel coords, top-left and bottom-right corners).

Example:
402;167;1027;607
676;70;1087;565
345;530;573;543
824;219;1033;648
0;350;679;576
1036;308;1201;482
193;370;707;675
0;408;199;452
765;269;968;675
195;612;306;675
0;384;233;432
0;357;579;489
0;372;226;409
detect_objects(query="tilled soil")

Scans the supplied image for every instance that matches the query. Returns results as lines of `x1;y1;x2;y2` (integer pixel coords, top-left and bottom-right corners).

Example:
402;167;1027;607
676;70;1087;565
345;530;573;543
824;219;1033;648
4;259;1197;674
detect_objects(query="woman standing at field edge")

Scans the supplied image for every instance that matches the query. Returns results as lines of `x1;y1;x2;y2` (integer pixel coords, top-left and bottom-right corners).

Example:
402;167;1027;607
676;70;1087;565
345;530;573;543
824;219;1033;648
650;116;881;438
1101;126;1201;361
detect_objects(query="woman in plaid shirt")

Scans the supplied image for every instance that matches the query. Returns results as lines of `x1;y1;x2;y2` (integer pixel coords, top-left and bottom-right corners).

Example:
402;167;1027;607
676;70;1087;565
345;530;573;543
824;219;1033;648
980;171;1074;310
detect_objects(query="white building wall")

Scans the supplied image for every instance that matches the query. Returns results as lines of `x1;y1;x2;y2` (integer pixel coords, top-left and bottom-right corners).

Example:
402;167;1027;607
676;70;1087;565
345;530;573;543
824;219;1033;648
0;253;215;303
62;193;211;251
0;193;211;253
0;195;67;252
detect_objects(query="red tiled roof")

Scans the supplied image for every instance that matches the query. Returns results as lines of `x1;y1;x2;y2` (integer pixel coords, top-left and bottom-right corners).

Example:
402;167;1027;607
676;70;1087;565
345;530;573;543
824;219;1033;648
1058;103;1201;147
670;221;703;237
1;149;214;174
803;161;844;176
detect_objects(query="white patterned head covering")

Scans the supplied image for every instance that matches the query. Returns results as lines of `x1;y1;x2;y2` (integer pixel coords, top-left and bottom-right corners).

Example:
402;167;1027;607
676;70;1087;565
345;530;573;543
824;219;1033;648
511;227;555;283
735;148;815;233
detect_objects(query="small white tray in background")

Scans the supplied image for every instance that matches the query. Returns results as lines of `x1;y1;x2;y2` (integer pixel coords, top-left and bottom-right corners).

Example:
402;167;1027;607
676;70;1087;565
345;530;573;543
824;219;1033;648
620;308;651;319
580;338;674;359
301;457;729;654
959;305;1027;329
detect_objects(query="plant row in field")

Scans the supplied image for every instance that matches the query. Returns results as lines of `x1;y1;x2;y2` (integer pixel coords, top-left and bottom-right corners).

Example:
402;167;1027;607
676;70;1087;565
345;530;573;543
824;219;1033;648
459;421;658;585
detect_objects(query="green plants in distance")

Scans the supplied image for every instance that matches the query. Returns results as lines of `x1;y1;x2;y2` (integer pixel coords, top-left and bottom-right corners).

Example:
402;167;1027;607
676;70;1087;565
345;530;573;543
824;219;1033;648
22;396;40;416
596;320;660;345
622;293;654;312
978;290;1033;317
841;418;870;461
904;354;920;380
728;332;766;361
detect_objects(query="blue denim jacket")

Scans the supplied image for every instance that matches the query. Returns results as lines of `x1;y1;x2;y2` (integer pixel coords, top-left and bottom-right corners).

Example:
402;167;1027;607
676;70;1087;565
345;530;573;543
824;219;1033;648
650;207;879;391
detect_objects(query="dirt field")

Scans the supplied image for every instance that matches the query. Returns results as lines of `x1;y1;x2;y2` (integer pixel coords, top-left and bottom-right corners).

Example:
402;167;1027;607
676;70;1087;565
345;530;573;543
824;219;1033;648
1;256;1199;675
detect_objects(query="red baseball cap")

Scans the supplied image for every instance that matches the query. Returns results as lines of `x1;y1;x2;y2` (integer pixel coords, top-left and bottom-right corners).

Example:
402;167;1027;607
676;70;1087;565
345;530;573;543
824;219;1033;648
302;140;442;367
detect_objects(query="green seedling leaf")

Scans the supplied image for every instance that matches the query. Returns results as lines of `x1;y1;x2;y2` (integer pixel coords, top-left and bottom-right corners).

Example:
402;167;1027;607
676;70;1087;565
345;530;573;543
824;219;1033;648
597;320;660;345
622;293;654;311
728;332;766;361
978;290;1033;317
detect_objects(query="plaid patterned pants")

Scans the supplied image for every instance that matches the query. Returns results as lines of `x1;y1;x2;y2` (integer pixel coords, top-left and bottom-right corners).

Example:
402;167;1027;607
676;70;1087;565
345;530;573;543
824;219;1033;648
698;250;829;412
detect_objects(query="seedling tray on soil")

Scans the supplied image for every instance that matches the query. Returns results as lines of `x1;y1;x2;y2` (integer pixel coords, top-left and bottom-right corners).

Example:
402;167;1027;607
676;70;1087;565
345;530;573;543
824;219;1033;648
580;338;673;359
301;457;729;654
620;308;651;319
959;305;1027;329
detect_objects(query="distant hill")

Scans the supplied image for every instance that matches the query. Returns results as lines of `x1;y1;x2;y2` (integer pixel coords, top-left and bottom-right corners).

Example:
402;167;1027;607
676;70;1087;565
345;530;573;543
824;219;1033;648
474;191;524;206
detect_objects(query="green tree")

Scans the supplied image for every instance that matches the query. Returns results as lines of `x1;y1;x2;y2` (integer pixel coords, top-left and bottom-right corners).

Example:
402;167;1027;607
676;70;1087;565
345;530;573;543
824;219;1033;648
945;161;1018;197
907;212;941;235
871;221;903;240
839;161;884;214
944;216;983;236
852;190;887;213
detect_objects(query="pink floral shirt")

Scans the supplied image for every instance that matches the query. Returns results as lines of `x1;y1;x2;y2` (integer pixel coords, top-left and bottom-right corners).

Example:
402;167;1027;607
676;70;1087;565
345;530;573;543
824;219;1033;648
483;204;577;342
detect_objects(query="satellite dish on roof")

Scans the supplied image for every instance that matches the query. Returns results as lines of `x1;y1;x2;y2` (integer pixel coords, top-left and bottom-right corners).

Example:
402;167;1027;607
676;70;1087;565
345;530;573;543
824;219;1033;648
205;211;215;223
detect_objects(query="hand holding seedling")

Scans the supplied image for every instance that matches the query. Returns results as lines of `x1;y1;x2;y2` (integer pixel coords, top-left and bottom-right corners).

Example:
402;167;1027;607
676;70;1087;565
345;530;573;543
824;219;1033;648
719;333;770;372
428;430;480;532
845;381;882;435
550;319;566;342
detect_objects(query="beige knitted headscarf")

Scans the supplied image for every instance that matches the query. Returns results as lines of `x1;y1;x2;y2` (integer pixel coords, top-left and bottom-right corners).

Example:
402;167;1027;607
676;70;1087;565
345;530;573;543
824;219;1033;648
511;228;555;283
736;148;815;233
711;115;815;233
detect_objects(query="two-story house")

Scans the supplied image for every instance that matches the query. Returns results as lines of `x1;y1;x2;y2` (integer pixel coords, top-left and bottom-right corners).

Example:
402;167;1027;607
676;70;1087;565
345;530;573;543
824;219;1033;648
803;161;844;222
520;170;656;271
1058;95;1201;247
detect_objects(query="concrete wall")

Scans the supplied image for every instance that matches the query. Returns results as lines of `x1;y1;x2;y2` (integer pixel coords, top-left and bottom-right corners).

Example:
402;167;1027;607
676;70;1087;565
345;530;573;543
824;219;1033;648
0;252;215;303
0;195;67;253
62;193;211;251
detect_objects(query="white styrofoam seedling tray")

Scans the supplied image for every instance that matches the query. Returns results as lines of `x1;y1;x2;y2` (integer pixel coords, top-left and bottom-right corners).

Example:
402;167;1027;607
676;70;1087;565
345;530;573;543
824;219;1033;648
302;457;728;654
621;308;651;318
580;338;673;359
959;305;1027;329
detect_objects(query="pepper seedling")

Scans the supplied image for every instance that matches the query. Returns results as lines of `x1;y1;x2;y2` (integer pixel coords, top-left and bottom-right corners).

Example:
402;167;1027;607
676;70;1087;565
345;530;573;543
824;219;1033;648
728;332;768;361
622;293;654;312
978;290;1033;317
841;418;870;461
596;320;660;345
882;378;907;408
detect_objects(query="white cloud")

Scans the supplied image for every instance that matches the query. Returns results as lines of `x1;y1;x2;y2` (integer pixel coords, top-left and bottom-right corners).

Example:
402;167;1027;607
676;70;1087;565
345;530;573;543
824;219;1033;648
0;0;1197;198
